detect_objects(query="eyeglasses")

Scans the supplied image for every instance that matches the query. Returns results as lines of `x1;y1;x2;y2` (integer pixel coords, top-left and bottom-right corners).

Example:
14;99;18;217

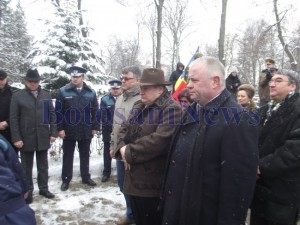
120;76;135;81
268;79;290;86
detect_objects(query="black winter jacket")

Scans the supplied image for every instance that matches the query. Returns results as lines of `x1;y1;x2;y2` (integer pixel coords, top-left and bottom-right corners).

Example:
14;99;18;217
56;82;100;140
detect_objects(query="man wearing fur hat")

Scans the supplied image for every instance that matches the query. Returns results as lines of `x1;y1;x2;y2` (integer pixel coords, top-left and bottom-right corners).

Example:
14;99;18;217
115;68;182;225
251;69;300;225
10;68;57;204
258;58;277;106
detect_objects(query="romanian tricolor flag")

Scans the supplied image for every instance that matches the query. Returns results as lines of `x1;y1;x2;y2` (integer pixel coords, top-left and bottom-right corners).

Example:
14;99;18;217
172;46;200;101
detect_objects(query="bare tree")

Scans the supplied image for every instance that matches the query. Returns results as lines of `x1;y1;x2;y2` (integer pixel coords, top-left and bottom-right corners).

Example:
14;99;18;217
218;0;228;66
164;0;192;70
273;0;298;70
154;0;164;69
77;0;87;37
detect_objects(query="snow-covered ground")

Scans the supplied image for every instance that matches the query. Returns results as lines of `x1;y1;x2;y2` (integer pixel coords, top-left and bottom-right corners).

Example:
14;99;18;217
30;137;126;225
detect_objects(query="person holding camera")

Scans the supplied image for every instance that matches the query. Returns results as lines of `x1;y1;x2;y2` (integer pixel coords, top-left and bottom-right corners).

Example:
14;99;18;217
259;58;277;107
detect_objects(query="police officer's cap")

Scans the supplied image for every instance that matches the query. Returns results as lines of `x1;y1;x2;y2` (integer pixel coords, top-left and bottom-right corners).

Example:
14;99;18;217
108;80;122;89
68;66;87;77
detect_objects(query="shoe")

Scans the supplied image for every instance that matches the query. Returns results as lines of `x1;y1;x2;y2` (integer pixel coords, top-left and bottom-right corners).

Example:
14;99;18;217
61;182;69;191
101;175;109;182
82;178;97;186
116;216;135;225
25;191;33;204
39;190;55;199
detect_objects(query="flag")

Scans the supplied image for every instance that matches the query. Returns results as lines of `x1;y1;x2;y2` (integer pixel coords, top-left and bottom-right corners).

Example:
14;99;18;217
172;46;200;101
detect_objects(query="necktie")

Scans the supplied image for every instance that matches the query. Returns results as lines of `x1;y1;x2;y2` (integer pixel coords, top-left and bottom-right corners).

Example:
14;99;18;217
31;90;38;98
77;88;81;93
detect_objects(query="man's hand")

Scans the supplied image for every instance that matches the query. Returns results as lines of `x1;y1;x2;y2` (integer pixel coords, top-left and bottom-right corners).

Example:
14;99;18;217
0;121;8;130
110;149;115;159
58;130;65;139
14;140;24;149
120;145;131;171
50;136;56;143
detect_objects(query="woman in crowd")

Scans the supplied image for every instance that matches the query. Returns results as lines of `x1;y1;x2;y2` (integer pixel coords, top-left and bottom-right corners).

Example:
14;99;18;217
178;88;193;111
237;84;257;111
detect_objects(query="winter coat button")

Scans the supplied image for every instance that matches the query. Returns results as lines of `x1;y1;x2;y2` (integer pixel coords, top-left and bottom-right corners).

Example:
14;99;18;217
171;160;176;165
168;190;172;196
182;131;186;135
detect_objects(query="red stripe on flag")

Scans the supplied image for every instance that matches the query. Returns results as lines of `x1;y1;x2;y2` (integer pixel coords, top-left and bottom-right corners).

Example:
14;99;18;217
172;80;187;101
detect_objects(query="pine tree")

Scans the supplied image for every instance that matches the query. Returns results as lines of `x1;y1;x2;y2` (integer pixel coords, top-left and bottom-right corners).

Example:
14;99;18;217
28;1;109;92
0;0;31;79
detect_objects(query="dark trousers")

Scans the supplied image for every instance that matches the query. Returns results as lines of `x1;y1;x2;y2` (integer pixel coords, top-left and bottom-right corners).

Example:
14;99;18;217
61;139;92;183
250;212;296;225
102;141;111;177
116;160;134;220
130;195;162;225
20;150;49;191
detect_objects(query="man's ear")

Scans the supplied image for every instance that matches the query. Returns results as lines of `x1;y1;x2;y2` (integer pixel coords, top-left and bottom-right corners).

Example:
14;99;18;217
212;76;220;88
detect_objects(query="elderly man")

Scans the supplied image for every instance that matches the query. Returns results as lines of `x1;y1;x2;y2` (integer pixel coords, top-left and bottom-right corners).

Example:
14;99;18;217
100;79;122;182
56;66;99;191
250;69;300;225
10;69;57;204
115;68;182;225
161;57;259;225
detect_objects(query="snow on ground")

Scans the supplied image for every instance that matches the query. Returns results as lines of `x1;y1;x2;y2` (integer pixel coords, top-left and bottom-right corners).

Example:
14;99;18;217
30;137;126;225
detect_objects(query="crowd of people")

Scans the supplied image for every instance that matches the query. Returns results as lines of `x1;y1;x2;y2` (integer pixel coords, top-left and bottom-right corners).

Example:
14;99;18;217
1;56;300;225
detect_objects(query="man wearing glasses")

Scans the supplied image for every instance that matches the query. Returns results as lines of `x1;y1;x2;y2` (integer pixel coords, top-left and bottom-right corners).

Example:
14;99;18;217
251;69;300;225
110;66;141;225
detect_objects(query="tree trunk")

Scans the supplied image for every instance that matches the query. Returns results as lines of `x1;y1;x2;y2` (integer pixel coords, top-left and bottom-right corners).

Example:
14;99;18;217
273;0;297;71
78;0;87;37
218;0;228;66
155;0;164;69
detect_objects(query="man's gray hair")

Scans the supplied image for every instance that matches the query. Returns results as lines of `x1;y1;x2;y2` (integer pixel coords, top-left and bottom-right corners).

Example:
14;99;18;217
191;57;225;88
277;69;300;92
121;66;142;78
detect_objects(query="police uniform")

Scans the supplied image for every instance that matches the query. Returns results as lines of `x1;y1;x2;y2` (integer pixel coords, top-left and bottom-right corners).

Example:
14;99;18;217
56;66;100;191
100;80;121;182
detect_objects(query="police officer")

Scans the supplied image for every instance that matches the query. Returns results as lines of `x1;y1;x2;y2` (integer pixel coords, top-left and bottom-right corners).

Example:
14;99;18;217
100;80;122;182
0;135;36;224
56;66;100;191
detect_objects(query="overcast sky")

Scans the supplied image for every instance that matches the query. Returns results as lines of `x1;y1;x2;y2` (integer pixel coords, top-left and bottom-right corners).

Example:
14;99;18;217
20;0;300;65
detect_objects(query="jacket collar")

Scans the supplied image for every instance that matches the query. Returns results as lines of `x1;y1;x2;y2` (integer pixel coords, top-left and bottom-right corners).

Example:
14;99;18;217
65;82;92;92
122;85;140;100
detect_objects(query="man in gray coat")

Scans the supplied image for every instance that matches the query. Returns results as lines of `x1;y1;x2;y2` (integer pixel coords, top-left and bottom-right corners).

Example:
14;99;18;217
10;69;57;204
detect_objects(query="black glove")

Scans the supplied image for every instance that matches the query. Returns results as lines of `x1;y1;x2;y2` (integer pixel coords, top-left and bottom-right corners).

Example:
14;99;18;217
262;69;272;81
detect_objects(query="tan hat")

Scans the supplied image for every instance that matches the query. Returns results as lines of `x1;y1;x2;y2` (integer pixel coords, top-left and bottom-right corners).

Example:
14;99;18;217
139;68;172;86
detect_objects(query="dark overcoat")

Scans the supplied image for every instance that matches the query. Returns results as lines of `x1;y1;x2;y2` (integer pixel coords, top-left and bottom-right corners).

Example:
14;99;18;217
251;93;300;224
116;89;182;197
161;89;259;225
10;87;57;151
100;93;116;142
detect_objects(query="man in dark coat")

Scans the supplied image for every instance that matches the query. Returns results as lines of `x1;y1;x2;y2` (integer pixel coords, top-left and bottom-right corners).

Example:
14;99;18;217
161;57;259;225
116;68;182;225
250;69;300;225
100;79;122;182
56;66;100;191
0;69;19;155
10;69;57;204
225;67;241;96
0;135;36;225
169;62;185;93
